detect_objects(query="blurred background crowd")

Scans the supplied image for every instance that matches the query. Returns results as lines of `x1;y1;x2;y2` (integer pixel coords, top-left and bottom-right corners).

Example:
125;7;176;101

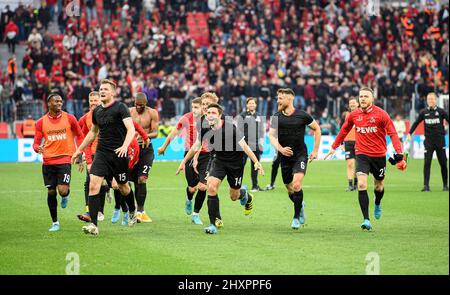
0;0;448;137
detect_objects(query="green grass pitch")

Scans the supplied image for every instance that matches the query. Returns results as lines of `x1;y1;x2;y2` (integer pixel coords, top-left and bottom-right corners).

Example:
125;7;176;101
0;160;448;274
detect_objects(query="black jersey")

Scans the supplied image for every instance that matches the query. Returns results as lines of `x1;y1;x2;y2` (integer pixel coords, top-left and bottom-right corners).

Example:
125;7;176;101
409;106;449;139
200;118;245;163
92;100;131;152
270;109;314;158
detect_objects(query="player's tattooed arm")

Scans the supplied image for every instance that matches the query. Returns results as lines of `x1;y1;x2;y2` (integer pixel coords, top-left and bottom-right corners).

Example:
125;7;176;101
148;109;159;139
308;120;321;163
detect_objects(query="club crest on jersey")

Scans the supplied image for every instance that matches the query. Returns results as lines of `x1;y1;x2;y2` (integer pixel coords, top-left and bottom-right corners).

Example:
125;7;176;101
356;126;378;133
370;117;375;123
435;111;439;116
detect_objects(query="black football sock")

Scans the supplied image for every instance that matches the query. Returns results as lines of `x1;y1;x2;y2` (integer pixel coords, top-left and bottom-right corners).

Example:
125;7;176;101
113;189;121;210
88;194;101;226
374;189;384;206
99;186;106;213
84;176;89;207
136;183;147;212
348;179;353;187
124;189;136;213
194;189;207;213
186;187;195;201
288;193;294;203
47;191;58;222
358;190;370;220
353;178;358;188
271;167;278;186
246;193;253;205
292;190;304;219
216;195;222;220
207;195;220;225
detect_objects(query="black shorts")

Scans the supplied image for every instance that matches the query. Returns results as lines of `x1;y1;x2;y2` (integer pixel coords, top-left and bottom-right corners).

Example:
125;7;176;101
209;157;244;189
130;144;154;182
356;154;386;181
280;154;308;184
42;164;72;189
185;152;210;187
90;150;129;184
344;141;356;160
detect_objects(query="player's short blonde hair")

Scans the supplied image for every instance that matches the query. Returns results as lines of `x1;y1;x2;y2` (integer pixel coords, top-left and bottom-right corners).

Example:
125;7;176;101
100;79;117;90
89;91;99;97
192;97;202;105
201;92;219;103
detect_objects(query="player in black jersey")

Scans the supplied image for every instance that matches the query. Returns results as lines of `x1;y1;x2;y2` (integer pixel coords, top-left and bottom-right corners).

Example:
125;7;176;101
269;88;321;230
176;103;265;234
406;92;449;192
71;79;137;236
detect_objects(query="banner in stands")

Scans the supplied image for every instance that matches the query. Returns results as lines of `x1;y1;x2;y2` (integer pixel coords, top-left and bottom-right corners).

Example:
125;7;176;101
0;136;448;162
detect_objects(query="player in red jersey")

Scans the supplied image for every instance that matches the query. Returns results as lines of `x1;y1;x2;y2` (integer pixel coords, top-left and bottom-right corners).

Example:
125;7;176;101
158;97;208;225
33;93;84;232
325;87;406;230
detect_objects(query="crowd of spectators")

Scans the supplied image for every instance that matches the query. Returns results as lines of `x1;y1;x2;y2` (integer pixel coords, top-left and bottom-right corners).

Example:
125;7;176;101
0;0;448;137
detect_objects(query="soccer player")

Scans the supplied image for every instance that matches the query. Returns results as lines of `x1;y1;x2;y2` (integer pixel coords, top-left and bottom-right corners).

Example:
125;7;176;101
176;103;265;234
325;87;405;231
237;97;265;192
342;97;359;192
76;91;109;223
158;97;208;225
406;92;449;192
33;93;84;232
269;88;321;230
71;79;137;236
129;92;159;223
111;129;148;225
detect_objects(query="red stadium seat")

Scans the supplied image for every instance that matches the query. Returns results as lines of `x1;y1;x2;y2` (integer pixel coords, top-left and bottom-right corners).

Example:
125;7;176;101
0;122;9;138
15;122;23;138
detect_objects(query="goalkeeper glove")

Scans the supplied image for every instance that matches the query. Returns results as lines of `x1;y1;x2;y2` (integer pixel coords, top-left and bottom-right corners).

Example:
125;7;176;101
388;153;404;166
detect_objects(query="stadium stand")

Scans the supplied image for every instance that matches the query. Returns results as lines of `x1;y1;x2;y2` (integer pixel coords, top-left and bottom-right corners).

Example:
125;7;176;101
0;0;448;138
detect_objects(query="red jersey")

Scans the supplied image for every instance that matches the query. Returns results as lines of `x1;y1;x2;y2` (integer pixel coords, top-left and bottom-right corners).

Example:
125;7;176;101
33;112;84;165
128;138;140;169
78;110;98;164
176;112;208;154
332;105;403;157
